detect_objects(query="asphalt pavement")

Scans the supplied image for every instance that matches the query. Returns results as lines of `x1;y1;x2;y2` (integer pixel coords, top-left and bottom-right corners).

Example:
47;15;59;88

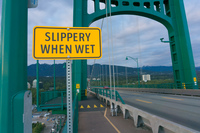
78;94;151;133
118;90;200;131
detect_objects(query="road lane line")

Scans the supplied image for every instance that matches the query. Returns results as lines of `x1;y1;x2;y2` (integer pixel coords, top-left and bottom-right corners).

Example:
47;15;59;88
162;97;183;101
136;99;152;104
104;108;121;133
132;93;140;95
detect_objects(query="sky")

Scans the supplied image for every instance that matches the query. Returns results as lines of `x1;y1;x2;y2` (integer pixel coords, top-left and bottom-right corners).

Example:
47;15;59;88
0;0;199;68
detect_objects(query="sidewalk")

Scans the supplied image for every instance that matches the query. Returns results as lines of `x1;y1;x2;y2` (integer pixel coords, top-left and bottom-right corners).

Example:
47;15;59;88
78;94;151;133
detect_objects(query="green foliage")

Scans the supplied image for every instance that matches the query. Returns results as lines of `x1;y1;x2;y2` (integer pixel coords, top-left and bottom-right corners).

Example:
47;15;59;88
31;88;36;105
28;76;66;90
91;74;174;86
32;122;45;133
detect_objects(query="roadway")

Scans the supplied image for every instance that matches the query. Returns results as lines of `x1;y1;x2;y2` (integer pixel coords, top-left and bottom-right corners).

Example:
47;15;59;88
118;90;200;131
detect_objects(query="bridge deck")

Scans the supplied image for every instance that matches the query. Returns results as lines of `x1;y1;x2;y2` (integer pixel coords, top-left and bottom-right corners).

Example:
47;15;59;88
78;93;151;133
118;90;200;131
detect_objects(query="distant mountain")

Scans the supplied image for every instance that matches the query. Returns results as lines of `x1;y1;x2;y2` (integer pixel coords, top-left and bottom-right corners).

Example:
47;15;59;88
196;67;200;71
28;63;66;77
27;63;200;77
142;66;173;72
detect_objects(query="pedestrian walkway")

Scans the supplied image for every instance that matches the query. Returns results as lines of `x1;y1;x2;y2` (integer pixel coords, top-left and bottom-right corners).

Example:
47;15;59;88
78;93;151;133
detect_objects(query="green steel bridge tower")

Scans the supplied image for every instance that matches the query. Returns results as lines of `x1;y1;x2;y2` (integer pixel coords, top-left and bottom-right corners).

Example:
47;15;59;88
73;0;199;101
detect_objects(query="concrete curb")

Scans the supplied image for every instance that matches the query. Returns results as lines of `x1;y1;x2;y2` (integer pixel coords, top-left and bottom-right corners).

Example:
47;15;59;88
89;91;199;133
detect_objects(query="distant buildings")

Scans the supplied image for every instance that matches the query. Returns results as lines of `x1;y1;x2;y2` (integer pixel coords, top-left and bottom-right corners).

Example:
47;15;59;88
32;79;43;89
32;79;37;88
142;74;151;82
27;82;31;89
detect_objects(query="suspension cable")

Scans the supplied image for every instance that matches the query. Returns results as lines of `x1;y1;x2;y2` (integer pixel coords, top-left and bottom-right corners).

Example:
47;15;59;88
109;0;116;100
136;16;142;86
90;18;105;86
106;0;113;100
122;17;128;88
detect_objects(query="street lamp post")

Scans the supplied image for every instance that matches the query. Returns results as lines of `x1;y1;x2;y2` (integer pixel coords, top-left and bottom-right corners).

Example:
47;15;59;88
126;56;140;88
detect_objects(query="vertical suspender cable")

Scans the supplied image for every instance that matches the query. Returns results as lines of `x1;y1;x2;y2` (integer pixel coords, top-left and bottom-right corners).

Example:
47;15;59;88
109;0;116;100
126;66;128;87
136;16;142;87
90;18;104;87
122;17;128;88
105;0;113;100
90;59;96;87
105;66;107;86
116;66;119;87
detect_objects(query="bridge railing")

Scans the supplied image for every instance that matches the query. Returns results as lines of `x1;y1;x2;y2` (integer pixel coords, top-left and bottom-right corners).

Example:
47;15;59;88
91;88;125;104
92;82;198;89
40;90;66;110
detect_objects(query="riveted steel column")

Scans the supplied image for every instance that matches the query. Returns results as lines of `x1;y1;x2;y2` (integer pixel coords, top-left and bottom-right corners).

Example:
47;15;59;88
0;0;28;132
81;60;87;100
169;0;198;89
73;0;88;101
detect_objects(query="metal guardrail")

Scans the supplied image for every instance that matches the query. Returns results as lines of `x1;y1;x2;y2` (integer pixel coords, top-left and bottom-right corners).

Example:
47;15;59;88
91;88;125;104
39;89;87;110
92;86;200;96
90;90;199;133
93;82;199;89
116;88;200;96
115;83;176;89
40;91;66;110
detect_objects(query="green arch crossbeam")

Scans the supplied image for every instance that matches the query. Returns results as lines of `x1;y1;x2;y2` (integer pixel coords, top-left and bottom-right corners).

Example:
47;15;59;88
73;0;199;100
85;0;173;32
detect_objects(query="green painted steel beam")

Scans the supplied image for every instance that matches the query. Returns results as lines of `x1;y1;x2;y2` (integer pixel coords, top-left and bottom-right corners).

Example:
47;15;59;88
36;60;39;107
0;0;28;132
169;0;198;89
54;60;56;91
73;0;88;101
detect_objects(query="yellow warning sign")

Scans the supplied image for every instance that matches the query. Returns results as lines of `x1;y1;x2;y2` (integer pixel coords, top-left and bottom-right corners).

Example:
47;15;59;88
76;84;80;89
80;105;84;109
100;104;104;108
94;105;97;108
194;77;197;82
32;26;102;60
87;105;91;108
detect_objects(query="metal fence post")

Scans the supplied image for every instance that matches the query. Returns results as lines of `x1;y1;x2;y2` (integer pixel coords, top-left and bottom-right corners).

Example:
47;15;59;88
66;60;73;133
61;92;64;110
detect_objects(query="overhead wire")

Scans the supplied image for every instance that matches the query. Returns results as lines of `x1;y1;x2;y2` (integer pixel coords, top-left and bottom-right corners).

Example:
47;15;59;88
105;0;113;100
90;18;105;85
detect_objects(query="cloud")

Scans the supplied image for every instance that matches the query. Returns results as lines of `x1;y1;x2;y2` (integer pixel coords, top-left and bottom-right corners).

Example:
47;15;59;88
27;0;73;65
0;0;199;67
